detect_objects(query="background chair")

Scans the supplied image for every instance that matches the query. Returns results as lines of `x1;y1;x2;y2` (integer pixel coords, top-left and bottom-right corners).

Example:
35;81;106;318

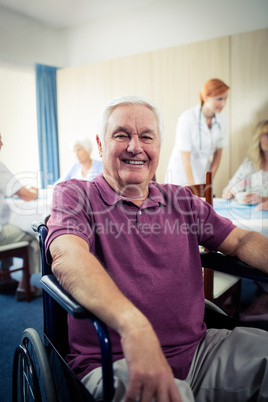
0;241;31;301
185;171;242;317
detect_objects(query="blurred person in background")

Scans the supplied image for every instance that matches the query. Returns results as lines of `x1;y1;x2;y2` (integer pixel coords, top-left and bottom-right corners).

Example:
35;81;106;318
222;120;268;321
165;78;229;187
56;137;103;183
0;133;41;301
222;120;268;210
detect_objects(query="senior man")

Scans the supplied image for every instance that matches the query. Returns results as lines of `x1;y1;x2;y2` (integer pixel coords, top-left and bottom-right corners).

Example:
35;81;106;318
46;96;268;402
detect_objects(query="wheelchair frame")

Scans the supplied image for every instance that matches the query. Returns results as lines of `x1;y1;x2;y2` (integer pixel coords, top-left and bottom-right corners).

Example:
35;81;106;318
13;222;114;402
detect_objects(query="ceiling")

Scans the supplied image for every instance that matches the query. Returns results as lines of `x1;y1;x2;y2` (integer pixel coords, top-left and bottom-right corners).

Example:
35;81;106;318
0;0;157;29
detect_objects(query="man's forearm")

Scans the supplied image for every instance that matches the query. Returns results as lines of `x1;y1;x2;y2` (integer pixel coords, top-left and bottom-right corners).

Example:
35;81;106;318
210;148;222;177
16;186;38;201
219;228;268;274
50;235;151;336
181;151;194;184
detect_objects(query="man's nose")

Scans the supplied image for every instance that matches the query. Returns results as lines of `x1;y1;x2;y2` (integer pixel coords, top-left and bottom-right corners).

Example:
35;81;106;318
127;136;143;154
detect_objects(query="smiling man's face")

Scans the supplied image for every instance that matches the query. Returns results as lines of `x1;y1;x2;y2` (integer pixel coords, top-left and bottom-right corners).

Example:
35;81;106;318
97;104;161;196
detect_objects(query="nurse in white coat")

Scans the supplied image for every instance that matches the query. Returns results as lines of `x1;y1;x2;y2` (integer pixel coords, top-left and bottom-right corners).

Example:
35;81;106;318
165;78;229;185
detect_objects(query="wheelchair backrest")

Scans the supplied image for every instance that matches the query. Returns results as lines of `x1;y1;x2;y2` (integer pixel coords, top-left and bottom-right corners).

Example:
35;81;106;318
33;222;70;356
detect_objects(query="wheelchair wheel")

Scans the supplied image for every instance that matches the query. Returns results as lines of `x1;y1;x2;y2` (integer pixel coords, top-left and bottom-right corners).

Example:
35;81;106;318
12;328;57;402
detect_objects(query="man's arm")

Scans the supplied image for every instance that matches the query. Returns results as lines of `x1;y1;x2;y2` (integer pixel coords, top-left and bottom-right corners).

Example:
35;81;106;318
16;186;38;201
181;151;194;185
50;234;182;402
218;227;268;274
210;148;222;179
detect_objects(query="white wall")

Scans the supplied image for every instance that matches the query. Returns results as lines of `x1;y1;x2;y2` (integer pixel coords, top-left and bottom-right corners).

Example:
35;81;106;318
0;6;66;67
0;0;267;68
0;62;39;187
56;0;268;66
0;0;267;186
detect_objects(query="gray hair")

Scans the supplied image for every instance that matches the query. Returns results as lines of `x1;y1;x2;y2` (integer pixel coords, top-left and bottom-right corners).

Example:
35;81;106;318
97;95;163;146
70;137;93;153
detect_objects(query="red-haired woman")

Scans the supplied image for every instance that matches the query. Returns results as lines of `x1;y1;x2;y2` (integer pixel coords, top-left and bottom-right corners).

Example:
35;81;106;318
165;78;229;186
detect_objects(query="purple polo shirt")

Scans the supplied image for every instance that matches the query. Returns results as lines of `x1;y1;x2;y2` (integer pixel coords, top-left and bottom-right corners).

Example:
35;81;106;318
45;175;235;381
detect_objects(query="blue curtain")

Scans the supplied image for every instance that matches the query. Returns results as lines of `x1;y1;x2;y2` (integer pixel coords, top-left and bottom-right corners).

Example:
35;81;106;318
36;64;60;188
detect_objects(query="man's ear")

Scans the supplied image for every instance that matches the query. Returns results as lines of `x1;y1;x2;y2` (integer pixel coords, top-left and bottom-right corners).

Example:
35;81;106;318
96;135;103;157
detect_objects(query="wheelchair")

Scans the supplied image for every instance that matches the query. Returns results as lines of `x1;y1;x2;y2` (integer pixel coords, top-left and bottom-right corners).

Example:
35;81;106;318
12;221;268;402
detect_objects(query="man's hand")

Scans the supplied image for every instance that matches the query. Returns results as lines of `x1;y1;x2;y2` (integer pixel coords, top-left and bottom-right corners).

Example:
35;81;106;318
121;325;183;402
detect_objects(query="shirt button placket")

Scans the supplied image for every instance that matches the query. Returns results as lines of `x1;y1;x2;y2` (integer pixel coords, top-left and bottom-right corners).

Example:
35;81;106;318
136;209;142;229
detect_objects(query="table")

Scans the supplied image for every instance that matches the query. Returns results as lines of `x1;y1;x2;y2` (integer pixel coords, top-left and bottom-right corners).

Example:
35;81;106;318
214;198;268;239
2;188;53;234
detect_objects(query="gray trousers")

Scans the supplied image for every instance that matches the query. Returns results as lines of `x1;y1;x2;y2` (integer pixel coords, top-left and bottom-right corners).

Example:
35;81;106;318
82;327;268;402
259;281;268;293
0;224;40;275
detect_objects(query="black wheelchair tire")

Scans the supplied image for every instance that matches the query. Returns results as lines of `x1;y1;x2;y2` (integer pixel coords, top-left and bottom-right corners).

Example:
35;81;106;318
13;328;57;402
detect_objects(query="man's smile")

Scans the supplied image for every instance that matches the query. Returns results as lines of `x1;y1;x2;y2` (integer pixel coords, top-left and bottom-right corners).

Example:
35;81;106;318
123;160;146;165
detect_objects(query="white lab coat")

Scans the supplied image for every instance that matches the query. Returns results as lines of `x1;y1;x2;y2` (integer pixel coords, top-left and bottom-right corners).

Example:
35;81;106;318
165;104;228;185
0;161;23;231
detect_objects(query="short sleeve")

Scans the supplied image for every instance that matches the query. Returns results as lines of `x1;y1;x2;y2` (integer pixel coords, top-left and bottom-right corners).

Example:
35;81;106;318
0;162;23;197
45;180;94;257
189;192;236;249
224;158;254;193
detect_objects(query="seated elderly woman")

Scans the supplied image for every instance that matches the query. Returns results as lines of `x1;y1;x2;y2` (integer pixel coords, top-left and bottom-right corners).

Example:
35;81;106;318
222;120;268;321
56;137;103;183
222;120;268;211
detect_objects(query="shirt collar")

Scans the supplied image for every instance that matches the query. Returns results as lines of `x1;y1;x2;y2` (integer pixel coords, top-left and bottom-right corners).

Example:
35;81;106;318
197;104;219;124
94;175;166;208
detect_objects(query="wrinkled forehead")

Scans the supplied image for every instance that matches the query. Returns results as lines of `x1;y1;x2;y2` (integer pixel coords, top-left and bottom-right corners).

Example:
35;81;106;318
107;104;160;135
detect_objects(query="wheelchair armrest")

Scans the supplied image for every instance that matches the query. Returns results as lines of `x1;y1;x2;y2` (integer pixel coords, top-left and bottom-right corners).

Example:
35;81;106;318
40;274;94;319
200;251;268;283
41;274;115;401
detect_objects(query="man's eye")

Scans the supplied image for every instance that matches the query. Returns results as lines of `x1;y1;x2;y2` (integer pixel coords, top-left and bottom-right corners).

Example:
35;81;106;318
140;135;154;143
114;134;129;141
